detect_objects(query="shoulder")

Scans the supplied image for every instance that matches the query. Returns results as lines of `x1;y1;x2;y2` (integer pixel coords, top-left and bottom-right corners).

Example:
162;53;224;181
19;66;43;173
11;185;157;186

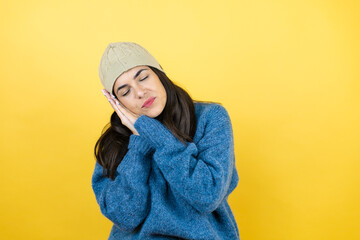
192;101;234;144
193;101;232;132
194;101;230;121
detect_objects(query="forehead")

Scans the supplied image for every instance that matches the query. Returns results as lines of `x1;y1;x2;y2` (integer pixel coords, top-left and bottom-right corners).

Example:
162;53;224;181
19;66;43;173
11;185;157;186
115;65;149;83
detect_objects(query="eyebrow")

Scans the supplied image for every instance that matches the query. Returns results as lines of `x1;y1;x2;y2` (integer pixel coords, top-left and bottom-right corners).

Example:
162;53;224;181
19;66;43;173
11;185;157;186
116;68;148;93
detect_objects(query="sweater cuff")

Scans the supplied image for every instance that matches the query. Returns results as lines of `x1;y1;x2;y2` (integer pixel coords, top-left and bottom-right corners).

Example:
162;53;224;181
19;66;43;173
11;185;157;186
127;134;154;156
134;115;187;149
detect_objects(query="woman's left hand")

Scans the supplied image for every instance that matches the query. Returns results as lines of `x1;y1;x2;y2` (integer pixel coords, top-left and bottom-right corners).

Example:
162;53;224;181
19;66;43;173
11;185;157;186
101;89;140;135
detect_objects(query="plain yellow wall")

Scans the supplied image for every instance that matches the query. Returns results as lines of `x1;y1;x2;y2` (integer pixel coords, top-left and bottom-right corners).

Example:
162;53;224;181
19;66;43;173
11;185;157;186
1;0;359;239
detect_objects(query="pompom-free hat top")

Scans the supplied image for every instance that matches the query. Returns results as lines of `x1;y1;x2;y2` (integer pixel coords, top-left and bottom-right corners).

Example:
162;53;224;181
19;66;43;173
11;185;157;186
98;42;165;94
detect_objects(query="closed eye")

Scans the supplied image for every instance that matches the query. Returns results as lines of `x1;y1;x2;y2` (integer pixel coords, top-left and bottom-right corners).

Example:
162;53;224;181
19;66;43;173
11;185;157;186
140;76;148;81
122;76;148;96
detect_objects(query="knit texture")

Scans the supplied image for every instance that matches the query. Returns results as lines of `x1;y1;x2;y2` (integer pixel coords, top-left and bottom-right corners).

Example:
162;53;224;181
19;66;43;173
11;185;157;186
91;102;240;240
98;42;165;94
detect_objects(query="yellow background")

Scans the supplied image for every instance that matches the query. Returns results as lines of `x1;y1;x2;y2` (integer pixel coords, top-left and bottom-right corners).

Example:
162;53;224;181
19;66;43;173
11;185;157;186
1;0;359;239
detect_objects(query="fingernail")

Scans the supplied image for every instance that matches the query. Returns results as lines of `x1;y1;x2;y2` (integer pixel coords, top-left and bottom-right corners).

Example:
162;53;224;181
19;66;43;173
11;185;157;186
101;89;105;95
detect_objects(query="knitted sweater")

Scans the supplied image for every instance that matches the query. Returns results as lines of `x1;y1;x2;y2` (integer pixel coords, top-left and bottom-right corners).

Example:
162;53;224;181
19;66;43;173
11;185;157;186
91;102;240;240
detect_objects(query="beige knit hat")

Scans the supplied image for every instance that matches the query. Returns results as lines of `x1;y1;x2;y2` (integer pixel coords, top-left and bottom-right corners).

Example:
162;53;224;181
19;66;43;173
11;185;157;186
98;42;165;94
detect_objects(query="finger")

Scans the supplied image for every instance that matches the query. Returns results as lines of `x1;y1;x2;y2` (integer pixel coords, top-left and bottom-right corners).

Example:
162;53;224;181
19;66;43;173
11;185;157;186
113;98;128;115
114;100;140;122
101;89;110;97
106;95;118;111
101;89;117;107
114;99;138;123
102;91;127;119
112;101;130;124
112;97;135;117
101;89;113;103
101;89;138;123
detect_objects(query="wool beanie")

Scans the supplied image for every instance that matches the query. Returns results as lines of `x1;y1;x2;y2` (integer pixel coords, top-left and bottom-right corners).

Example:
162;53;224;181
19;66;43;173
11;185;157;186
98;42;165;94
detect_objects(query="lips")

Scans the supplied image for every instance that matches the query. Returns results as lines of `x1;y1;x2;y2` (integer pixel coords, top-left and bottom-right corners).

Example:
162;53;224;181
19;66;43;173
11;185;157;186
142;97;156;108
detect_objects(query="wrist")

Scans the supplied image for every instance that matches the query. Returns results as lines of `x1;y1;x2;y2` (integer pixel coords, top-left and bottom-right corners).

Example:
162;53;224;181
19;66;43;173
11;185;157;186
128;134;154;155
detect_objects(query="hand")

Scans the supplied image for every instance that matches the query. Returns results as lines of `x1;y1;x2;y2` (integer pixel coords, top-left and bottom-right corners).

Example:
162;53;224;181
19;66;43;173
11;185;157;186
101;89;140;136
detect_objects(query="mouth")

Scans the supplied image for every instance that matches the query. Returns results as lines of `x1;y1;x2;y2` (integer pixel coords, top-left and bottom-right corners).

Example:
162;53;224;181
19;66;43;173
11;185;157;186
142;97;156;108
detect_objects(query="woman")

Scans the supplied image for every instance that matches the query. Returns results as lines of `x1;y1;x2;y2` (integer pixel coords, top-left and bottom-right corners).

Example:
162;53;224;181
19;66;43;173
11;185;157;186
92;42;240;240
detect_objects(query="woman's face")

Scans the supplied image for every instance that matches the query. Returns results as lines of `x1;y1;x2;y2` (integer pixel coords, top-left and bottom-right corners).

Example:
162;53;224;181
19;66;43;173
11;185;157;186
113;65;167;118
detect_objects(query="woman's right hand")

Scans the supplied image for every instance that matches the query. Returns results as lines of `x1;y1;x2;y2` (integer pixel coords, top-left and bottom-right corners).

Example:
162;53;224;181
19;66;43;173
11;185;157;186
101;89;140;136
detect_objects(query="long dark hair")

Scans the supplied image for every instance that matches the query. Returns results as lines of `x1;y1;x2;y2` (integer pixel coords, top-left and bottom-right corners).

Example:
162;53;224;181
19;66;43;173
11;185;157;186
94;66;205;180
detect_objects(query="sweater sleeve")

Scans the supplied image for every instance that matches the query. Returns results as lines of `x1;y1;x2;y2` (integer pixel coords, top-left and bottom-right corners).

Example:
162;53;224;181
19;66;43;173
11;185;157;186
91;134;154;231
133;104;237;214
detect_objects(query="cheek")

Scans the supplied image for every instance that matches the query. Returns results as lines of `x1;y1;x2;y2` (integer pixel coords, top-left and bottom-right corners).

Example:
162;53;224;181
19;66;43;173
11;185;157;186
160;85;167;98
125;102;140;113
125;102;134;109
154;81;165;93
118;99;131;109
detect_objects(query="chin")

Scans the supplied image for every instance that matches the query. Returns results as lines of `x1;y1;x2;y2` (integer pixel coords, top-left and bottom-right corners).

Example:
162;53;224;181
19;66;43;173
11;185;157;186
147;112;160;118
146;107;164;118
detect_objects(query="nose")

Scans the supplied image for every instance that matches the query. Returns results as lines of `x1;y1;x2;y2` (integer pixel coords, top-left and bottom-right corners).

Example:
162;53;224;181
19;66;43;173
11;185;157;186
134;84;146;98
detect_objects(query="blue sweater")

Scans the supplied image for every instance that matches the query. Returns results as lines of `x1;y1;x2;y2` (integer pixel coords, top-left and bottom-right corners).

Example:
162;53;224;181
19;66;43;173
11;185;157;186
91;102;240;240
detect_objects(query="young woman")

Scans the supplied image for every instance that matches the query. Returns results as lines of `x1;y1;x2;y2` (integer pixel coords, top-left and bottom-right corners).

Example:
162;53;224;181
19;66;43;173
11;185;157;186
92;42;240;240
